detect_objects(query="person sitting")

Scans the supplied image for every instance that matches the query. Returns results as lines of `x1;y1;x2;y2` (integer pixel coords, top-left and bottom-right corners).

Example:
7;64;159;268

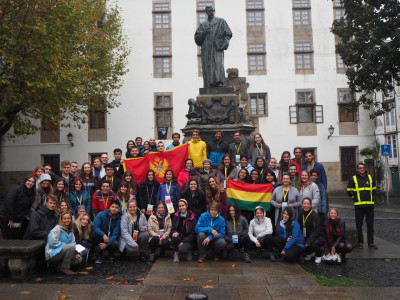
248;206;275;261
325;208;353;263
180;179;206;217
205;176;227;216
118;199;149;262
273;207;305;263
147;201;172;262
72;205;87;223
237;169;250;183
298;198;325;264
92;200;121;264
45;211;82;274
171;199;198;262
24;195;59;240
34;173;53;210
195;202;226;263
225;203;251;263
73;212;94;257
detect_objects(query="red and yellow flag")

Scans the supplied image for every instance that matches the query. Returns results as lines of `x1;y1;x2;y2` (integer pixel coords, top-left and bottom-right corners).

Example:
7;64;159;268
226;179;273;212
123;143;189;184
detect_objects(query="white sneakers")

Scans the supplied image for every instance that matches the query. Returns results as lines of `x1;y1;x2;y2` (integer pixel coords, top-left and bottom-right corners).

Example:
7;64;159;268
173;251;179;262
315;256;322;264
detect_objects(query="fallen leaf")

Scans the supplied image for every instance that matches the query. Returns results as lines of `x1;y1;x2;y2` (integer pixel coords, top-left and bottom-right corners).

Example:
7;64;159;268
183;277;194;281
10;284;16;287
207;280;213;282
135;277;145;281
202;285;214;289
106;275;116;280
77;271;88;275
231;264;237;268
137;281;145;285
85;266;93;270
385;259;391;261
34;278;44;282
56;296;70;300
57;290;67;294
116;280;128;285
19;291;32;295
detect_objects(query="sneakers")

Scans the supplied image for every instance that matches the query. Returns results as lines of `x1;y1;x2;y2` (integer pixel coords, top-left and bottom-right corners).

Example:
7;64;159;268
244;253;251;263
173;252;179;262
315;256;322;264
368;244;378;249
95;256;103;264
185;252;192;261
269;252;276;262
304;252;315;261
149;254;155;262
198;254;206;263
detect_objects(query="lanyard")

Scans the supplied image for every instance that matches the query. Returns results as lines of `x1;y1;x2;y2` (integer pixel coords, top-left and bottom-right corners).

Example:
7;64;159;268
122;197;128;210
59;194;62;202
233;217;236;233
166;181;172;195
283;188;289;202
260;169;263;175
224;167;228;179
102;193;109;208
303;209;313;227
74;192;82;205
106;176;114;185
234;143;241;154
256;144;263;155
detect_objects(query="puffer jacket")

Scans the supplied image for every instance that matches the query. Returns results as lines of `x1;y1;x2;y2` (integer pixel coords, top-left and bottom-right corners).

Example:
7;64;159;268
45;225;75;260
195;211;226;241
188;138;207;169
207;139;230;168
248;207;273;244
147;213;172;241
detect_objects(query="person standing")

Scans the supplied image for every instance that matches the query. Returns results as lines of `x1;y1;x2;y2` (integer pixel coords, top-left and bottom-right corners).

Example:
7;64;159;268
60;160;75;193
292;147;307;170
229;131;248;165
188;129;207;170
166;132;181;150
302;152;327;192
347;163;377;249
207;130;229;169
110;148;124;179
248;133;271;167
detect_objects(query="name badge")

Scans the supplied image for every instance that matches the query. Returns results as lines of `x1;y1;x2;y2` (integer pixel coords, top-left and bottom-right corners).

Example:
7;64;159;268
159;229;165;238
235;155;240;163
232;234;239;244
133;230;138;241
303;228;307;237
146;204;154;215
282;202;288;209
165;196;175;214
223;180;227;189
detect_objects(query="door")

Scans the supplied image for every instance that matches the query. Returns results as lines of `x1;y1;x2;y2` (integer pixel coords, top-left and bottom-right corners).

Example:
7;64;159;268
341;147;356;181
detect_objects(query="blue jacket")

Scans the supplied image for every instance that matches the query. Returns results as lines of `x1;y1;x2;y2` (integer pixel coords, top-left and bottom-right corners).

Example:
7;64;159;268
278;219;305;252
92;209;121;246
316;182;327;214
45;225;75;259
207;139;229;168
195;211;226;241
302;162;327;191
69;190;91;216
156;181;180;209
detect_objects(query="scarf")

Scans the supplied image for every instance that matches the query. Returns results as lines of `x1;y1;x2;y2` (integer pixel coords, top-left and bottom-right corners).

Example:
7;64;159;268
156;212;166;230
326;218;343;247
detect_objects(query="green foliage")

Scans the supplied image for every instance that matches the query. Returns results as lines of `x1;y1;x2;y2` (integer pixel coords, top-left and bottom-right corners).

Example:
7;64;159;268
360;139;381;160
331;0;400;119
309;273;373;287
0;0;130;137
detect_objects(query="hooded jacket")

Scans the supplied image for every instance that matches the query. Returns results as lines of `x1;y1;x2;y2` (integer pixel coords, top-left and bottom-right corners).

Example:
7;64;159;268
118;209;147;252
92;209;121;247
188;138;207;169
207;139;230;168
24;206;58;240
248;207;273;244
278;219;305;252
0;183;35;222
148;213;172;241
172;210;198;243
45;225;75;260
195;211;226;241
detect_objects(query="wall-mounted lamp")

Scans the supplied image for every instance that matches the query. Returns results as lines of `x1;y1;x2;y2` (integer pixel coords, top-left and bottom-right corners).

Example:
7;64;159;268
328;125;334;139
67;132;74;146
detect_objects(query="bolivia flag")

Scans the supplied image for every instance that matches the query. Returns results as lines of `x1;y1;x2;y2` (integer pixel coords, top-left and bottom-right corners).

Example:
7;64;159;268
123;143;189;185
227;179;273;212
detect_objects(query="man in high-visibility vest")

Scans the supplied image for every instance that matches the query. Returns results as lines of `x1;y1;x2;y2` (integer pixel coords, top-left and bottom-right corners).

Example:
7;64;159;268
347;163;378;249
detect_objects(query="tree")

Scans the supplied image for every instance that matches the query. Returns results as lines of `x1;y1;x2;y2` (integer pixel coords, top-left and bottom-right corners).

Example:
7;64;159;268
0;0;130;137
331;0;400;118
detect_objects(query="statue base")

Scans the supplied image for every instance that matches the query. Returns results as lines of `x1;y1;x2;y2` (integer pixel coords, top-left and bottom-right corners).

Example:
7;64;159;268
199;86;234;95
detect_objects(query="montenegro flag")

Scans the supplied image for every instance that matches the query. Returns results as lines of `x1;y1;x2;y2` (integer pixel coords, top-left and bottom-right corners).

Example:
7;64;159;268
226;179;273;212
123;143;189;184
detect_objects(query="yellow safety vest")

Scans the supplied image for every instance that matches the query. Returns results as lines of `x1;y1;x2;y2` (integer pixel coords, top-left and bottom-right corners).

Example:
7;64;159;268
347;174;375;205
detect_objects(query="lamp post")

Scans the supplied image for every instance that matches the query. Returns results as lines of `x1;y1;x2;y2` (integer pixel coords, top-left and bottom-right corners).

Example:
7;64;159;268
328;125;334;139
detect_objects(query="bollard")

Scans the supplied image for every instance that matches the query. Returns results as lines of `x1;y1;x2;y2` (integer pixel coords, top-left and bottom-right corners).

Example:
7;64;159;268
186;293;208;300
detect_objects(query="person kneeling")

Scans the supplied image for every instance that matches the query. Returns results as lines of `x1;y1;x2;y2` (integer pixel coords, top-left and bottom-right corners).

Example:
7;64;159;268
171;199;198;262
248;206;275;261
92;200;121;264
148;201;172;262
195;202;226;263
273;207;305;262
119;199;149;262
46;211;82;275
225;203;251;263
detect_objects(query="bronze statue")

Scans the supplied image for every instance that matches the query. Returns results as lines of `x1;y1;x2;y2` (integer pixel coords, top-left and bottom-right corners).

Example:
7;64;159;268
195;5;232;88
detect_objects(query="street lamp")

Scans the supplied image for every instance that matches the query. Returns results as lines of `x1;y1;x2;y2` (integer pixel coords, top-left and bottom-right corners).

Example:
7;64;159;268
328;125;334;139
67;132;74;146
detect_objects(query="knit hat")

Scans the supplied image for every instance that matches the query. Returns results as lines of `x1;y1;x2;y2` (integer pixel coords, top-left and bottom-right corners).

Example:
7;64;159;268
203;159;211;165
38;173;52;184
189;169;197;176
75;205;86;213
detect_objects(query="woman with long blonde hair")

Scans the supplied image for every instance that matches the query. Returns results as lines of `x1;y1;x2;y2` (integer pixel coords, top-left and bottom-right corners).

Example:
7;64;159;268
73;213;94;256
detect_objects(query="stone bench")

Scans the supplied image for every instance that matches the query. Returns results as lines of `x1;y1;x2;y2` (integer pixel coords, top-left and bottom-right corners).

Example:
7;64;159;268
0;240;46;277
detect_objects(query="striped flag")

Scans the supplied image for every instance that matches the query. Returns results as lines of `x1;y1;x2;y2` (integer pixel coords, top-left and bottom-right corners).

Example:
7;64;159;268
226;179;273;212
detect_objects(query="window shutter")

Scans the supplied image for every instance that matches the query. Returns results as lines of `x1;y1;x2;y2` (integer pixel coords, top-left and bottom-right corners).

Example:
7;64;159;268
315;105;323;123
289;106;297;124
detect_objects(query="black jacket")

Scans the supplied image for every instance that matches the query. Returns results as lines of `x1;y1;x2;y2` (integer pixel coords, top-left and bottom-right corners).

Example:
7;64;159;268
172;210;198;243
138;181;160;210
297;209;324;245
73;223;95;250
347;172;376;207
24;206;58;240
180;189;206;217
109;160;124;179
0;183;35;222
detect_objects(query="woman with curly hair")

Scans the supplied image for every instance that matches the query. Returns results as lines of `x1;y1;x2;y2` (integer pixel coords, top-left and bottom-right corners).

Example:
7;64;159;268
216;154;238;187
205;176;227;216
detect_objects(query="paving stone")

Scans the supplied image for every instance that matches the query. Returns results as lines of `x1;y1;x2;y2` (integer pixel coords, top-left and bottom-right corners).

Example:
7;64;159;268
171;285;201;299
305;287;355;300
267;285;311;299
185;266;243;275
219;273;268;286
199;285;240;300
237;286;272;299
139;285;175;299
265;274;290;286
344;287;400;300
147;267;186;275
285;274;319;289
145;273;219;286
102;285;144;300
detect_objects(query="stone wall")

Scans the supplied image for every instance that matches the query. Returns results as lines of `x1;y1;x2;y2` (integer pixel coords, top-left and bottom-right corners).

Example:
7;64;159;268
323;162;348;196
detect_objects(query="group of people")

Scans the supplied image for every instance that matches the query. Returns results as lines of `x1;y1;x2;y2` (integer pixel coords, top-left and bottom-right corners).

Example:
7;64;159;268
1;129;379;274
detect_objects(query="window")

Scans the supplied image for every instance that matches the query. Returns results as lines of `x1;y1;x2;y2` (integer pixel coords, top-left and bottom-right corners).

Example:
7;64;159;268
386;134;398;159
154;94;173;132
197;2;214;25
154;13;169;29
154;3;169;11
248;43;266;72
250;94;267;116
42;119;59;131
248;11;263;26
385;110;396;131
337;54;345;69
42;155;60;173
294;0;309;7
338;90;357;122
248;1;263;8
335;8;344;20
295;42;313;70
41;118;60;143
289;90;323;123
154;46;171;76
294;10;309;25
89;111;106;129
334;0;343;7
198;2;213;10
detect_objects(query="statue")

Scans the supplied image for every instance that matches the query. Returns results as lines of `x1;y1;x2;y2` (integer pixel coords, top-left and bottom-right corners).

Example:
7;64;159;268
194;5;232;88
